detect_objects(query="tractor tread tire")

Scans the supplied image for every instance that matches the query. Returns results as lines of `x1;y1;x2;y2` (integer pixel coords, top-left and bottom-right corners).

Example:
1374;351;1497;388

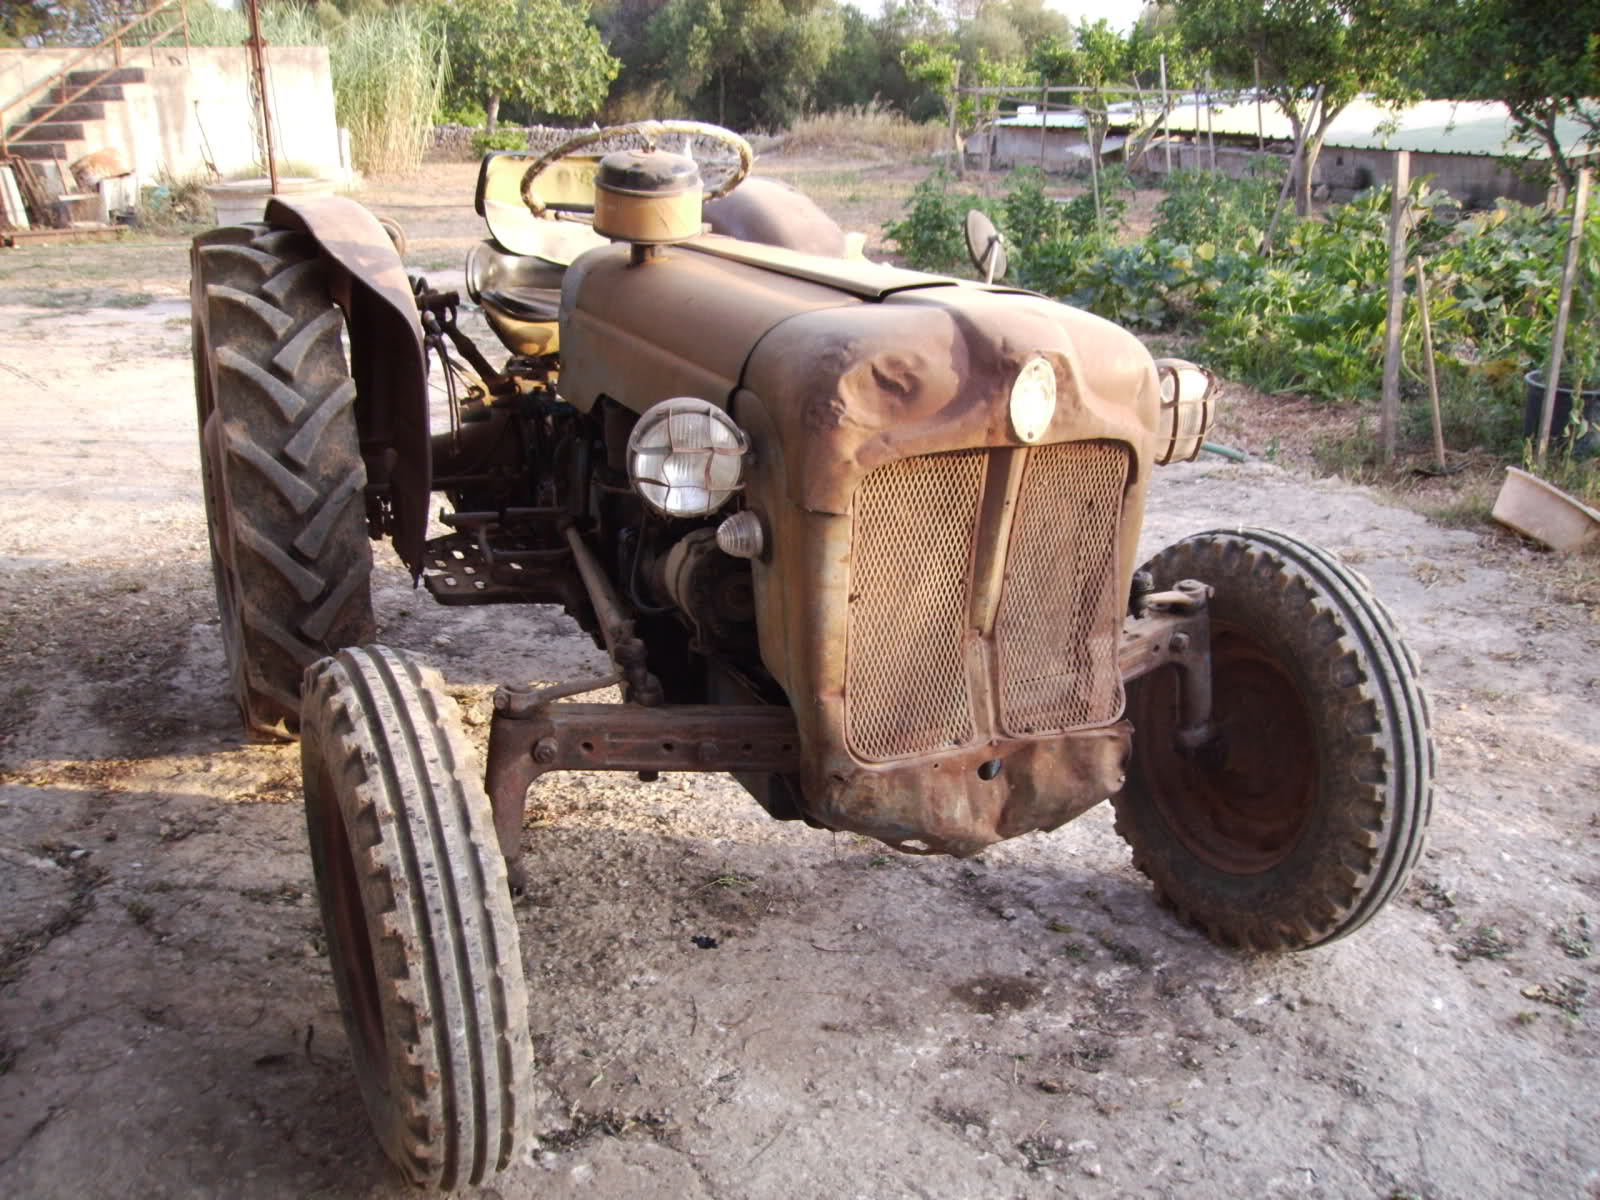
193;222;374;737
1113;527;1433;952
302;646;532;1189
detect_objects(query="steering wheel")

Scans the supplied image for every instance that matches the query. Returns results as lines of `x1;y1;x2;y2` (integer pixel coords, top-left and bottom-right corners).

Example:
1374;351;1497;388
519;119;754;219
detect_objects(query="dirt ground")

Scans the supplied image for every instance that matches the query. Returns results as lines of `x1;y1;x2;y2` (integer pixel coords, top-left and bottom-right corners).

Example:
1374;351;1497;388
1;158;1598;1200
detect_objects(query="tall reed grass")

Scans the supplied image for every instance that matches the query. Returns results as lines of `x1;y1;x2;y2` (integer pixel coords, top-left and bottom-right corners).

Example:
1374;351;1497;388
328;6;444;175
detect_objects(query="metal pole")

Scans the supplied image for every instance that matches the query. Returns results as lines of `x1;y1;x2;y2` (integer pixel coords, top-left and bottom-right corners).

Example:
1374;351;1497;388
1538;166;1593;461
244;0;279;194
1381;150;1413;464
1160;54;1171;176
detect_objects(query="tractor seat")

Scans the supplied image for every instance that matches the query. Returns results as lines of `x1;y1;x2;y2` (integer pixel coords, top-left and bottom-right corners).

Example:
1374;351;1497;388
479;286;561;323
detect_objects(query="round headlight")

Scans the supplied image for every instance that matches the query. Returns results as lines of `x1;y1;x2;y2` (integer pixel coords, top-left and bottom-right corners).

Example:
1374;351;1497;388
627;397;750;517
1009;356;1056;443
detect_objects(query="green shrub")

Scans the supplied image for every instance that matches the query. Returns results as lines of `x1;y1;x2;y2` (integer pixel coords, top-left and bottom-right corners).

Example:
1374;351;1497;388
1154;164;1285;249
436;100;490;127
885;170;986;274
471;129;530;156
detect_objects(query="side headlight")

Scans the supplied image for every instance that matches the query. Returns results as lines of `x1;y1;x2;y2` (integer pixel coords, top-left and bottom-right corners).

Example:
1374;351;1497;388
1009;356;1057;443
627;397;750;517
1153;359;1216;465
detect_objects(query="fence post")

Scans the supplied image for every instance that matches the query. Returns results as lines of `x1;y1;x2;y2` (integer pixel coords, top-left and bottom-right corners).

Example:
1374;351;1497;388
949;62;963;179
1205;72;1215;171
1380;150;1412;464
1254;56;1263;153
1414;256;1446;468
1160;54;1171;176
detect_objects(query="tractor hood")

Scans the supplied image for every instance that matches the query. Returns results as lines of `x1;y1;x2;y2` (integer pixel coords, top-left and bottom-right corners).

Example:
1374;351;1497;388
558;235;1159;518
557;237;964;416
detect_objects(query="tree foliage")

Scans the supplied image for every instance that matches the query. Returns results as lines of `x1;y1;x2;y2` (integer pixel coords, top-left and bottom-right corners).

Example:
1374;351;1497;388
436;0;618;128
636;0;843;129
1404;0;1600;198
1167;0;1424;214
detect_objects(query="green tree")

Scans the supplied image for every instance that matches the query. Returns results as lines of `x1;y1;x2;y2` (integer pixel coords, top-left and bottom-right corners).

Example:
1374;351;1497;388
1406;0;1600;201
1167;0;1424;214
437;0;618;129
642;0;843;129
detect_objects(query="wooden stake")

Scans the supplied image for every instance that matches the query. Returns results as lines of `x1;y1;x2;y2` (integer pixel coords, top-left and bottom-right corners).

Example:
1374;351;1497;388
1039;85;1047;168
1538;166;1592;462
1160;54;1171;176
1381;150;1412;464
1205;73;1215;171
949;62;963;179
1414;256;1446;467
1254;57;1263;153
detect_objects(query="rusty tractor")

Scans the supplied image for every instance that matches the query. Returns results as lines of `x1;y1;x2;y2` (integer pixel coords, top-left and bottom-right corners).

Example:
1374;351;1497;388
190;121;1433;1187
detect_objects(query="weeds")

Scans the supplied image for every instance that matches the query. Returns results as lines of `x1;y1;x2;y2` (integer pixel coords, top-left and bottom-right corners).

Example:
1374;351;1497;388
1520;977;1587;1016
1552;914;1593;959
700;866;755;890
1454;924;1516;961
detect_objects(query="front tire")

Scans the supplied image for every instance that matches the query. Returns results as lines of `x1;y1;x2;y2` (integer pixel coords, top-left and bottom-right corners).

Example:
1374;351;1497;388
302;646;532;1188
192;223;374;737
1113;528;1433;952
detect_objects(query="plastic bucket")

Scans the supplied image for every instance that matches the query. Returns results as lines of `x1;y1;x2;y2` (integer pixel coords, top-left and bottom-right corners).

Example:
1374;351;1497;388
205;177;335;226
1523;369;1600;457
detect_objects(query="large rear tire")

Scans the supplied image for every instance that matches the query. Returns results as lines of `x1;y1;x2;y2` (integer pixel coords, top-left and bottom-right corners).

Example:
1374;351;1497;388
1113;528;1433;952
302;646;532;1188
192;223;374;737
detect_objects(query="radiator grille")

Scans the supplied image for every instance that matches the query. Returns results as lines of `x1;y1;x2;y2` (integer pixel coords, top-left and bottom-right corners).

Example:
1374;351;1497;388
844;450;985;761
995;441;1128;735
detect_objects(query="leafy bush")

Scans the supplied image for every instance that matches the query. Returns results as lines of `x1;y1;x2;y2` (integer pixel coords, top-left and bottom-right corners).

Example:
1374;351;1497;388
887;166;1597;416
471;128;530;156
1154;164;1286;249
436;99;490;127
885;170;988;274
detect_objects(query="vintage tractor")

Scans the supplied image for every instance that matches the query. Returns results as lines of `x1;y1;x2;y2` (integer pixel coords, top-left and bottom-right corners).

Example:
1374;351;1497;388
190;121;1433;1187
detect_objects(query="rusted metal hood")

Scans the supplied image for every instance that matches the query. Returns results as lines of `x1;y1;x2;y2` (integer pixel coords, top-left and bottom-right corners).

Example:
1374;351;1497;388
558;240;876;414
738;285;1161;516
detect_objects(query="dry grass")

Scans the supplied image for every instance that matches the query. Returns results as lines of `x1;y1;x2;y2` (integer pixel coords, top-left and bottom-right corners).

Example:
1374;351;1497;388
775;104;946;161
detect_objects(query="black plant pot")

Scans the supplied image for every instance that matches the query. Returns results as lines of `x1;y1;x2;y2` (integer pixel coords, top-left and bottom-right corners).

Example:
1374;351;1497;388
1524;369;1600;457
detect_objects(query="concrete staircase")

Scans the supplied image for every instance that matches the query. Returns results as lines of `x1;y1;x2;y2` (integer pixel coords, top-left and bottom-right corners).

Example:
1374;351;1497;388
4;67;145;165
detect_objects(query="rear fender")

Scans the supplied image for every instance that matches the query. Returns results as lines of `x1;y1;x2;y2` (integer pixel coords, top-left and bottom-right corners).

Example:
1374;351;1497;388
265;195;430;577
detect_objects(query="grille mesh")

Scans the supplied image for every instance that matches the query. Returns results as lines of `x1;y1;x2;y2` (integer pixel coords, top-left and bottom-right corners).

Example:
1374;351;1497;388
845;451;985;761
995;441;1128;735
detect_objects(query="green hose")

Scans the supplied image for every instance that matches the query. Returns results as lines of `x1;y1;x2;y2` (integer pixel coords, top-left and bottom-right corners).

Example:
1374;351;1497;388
1201;440;1248;462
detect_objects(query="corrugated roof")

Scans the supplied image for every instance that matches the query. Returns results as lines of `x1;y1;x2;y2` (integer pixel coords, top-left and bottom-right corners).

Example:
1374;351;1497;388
995;96;1599;159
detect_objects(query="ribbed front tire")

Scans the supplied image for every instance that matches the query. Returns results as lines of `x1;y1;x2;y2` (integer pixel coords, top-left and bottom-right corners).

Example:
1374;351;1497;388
301;646;532;1188
1113;528;1434;952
